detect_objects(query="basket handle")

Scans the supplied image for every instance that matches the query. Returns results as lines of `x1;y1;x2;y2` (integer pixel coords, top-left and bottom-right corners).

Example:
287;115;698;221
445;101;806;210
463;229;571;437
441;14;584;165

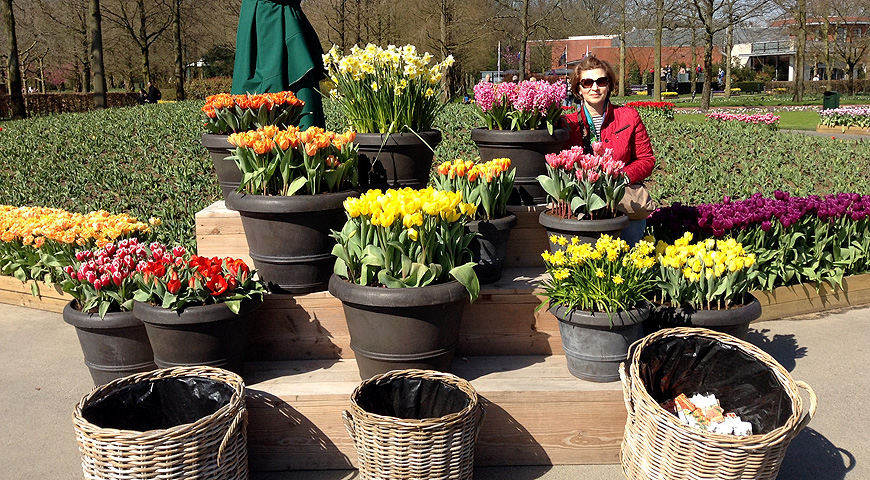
217;408;248;467
795;380;817;433
619;363;634;418
473;402;487;442
342;410;356;442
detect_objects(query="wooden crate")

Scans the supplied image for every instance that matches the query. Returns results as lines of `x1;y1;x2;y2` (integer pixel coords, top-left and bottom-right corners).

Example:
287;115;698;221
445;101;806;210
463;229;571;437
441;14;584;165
244;355;626;471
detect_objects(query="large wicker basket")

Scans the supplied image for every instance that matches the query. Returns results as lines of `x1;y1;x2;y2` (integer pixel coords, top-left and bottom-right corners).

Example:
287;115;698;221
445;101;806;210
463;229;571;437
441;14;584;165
72;366;248;480
343;369;485;480
620;327;816;480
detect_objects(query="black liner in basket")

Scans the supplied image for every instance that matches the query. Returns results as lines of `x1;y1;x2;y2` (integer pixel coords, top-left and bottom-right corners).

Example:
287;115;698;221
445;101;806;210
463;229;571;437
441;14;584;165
356;375;471;420
82;376;235;431
638;334;792;434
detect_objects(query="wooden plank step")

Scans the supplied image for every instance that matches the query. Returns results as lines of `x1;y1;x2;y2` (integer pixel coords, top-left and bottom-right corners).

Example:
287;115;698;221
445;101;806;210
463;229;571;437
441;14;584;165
247;267;563;361
196;201;549;268
243;355;626;471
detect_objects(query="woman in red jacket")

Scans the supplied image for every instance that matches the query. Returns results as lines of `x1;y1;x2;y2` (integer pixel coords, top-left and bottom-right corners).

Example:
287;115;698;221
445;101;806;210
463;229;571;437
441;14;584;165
562;54;656;244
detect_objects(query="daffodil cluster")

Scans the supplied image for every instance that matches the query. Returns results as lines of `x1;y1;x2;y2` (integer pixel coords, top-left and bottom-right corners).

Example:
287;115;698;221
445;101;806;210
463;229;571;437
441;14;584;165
331;188;479;299
538;234;656;317
228;125;358;195
323;43;454;133
651;232;759;309
431;158;515;220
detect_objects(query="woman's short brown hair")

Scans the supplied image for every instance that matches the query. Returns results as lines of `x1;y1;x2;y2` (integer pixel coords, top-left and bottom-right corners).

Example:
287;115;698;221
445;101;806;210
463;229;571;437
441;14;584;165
570;54;618;99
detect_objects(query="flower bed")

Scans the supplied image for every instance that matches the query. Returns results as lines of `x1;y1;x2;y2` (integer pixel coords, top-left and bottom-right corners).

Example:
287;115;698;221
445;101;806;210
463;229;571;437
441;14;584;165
0;205;153;286
624;101;675;120
818;106;870;128
705;112;780;130
648;191;870;291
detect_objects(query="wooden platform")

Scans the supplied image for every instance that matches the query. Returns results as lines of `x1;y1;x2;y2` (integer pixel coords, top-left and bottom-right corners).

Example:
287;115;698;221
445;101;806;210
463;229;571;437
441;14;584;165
196;200;549;268
246;268;561;361
0;275;71;313
244;355;626;471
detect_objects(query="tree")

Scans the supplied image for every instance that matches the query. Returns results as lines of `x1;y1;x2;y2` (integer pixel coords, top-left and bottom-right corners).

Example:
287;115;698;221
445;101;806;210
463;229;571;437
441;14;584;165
102;0;173;83
172;0;184;100
686;0;770;110
494;0;564;81
90;0;107;108
0;0;26;119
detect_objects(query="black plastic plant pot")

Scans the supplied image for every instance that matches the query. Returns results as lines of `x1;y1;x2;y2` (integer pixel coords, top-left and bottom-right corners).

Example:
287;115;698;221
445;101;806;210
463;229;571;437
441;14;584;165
225;190;359;294
355;130;442;190
466;212;518;284
648;295;763;340
539;210;630;252
133;299;262;375
471;127;569;206
328;275;468;380
63;301;157;386
550;303;650;383
201;133;241;198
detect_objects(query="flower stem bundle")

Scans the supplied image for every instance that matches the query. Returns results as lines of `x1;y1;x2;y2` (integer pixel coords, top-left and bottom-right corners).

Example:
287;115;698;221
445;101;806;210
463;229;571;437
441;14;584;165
539;234;657;319
537;142;627;219
651;232;758;309
472;79;567;133
431;158;515;221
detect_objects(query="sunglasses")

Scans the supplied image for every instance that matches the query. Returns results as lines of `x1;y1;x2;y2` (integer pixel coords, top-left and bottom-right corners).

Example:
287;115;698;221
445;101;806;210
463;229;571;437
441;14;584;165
579;77;610;89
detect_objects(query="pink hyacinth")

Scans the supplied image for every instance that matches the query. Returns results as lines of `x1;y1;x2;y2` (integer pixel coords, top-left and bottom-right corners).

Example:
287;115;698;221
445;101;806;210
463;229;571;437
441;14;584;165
473;82;497;111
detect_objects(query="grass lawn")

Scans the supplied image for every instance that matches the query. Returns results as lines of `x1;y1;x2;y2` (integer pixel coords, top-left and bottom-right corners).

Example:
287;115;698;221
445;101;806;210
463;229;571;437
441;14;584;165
676;110;821;130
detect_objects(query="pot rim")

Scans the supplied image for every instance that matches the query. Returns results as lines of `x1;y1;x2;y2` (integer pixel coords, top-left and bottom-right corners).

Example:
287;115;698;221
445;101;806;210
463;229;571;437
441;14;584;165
328;274;468;308
132;298;262;326
225;189;359;214
466;211;518;229
651;294;762;326
538;209;630;232
62;300;140;329
550;302;650;328
471;126;570;142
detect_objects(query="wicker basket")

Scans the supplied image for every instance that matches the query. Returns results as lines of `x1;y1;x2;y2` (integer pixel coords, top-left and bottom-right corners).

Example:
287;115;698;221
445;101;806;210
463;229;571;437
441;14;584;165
343;369;485;480
72;366;248;480
620;327;816;480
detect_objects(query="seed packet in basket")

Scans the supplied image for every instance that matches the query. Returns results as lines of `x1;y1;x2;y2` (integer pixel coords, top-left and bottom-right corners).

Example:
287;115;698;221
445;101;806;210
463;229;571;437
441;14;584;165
663;392;753;436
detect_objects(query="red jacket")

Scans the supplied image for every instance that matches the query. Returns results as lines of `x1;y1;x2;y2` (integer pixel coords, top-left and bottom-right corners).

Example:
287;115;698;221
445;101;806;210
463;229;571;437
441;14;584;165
562;104;656;183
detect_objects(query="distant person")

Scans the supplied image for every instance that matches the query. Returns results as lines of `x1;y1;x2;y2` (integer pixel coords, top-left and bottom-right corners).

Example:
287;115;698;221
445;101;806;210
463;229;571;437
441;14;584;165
717;69;725;88
137;88;147;105
146;82;161;103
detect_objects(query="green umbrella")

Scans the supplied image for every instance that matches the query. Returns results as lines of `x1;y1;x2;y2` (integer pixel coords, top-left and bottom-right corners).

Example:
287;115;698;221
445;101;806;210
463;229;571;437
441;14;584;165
232;0;326;129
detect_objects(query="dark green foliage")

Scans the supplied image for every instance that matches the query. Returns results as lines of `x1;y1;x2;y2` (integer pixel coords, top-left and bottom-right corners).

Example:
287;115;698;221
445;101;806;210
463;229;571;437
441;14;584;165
0;101;219;250
642;115;870;206
2;101;869;256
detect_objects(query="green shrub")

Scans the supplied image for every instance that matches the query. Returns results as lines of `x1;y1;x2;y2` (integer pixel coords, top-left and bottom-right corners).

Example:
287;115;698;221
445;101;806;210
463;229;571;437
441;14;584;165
185;77;234;100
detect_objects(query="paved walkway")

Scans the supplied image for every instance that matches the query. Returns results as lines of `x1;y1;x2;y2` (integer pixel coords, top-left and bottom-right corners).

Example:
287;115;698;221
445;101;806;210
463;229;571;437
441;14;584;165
1;303;867;479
